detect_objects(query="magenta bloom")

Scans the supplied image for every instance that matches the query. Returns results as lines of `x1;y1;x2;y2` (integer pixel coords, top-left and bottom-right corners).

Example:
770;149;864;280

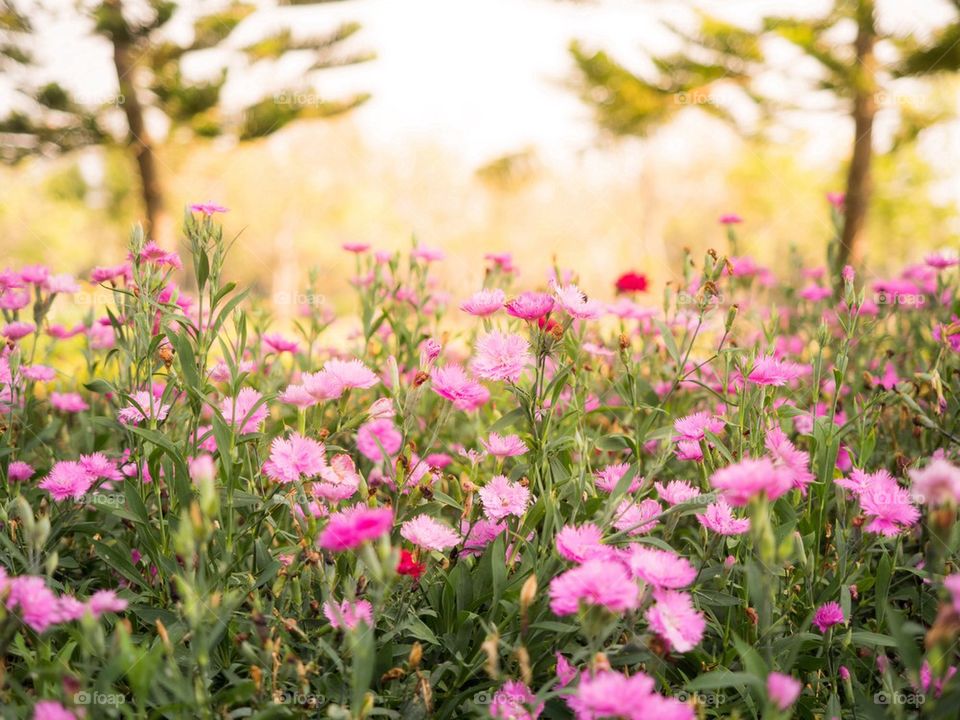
86;589;128;618
342;242;370;253
767;672;802;711
654;480;701;506
490;679;543;719
323;599;374;630
548;559;639;616
646;589;706;653
594;463;641;493
79;452;123;482
263;333;299;355
826;192;845;209
568;670;694;720
674;412;724;441
302;370;345;401
719;213;742;224
318;505;393;551
555;523;611;563
697;499;751;536
812;601;845;632
505;291;554;321
765;426;814;494
622;546;696;589
39;461;94;502
746;355;807;387
6;576;62;632
189;202;229;216
316;454;362;501
400;514;461;551
471;331;532;383
32;700;76;720
613;498;660;535
710;457;793;506
553;282;602;320
858;475;920;536
21;365;55;382
263;433;326;484
909;458;960;506
3;321;36;340
460;288;505;316
462;518;507;556
325;358;379;390
117;390;171;425
431;364;489;411
8;461;34;482
478;475;531;521
356;418;403;461
481;433;528;458
220;388;268;433
50;392;88;413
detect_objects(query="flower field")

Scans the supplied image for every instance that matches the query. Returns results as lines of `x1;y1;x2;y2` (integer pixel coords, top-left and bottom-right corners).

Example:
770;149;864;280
2;206;960;719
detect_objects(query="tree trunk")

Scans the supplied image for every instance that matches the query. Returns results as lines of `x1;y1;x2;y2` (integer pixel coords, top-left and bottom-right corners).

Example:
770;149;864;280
108;9;168;243
838;0;877;270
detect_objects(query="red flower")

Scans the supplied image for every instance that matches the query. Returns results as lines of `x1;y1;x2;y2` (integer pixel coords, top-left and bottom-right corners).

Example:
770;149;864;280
397;549;425;580
615;271;648;294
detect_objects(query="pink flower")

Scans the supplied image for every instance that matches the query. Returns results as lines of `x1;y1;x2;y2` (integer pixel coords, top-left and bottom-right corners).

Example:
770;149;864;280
460;288;505;316
505;291;554;321
3;321;36;340
556;653;577;687
342;242;370;253
263;333;299;354
188;454;216;483
323;599;374;630
189;202;229;215
471;331;532;383
799;284;832;301
39;461;94;502
86;589;128;617
767;672;802;711
909;458;960;506
356;418;403;461
673;412;724;441
400;514;461;551
481;433;528;458
826;192;845;209
858;475;920;536
710;457;793;506
765;426;814;494
697;499;751;535
6;576;62;632
431;364;489;411
594;463;641;493
8;461;34;481
32;700;77;720
549;559;639;615
21;365;55;382
325;358;379;390
50;392;88;413
117;390;171;425
462;518;507;556
926;251;959;269
220;388;268;433
622;546;697;588
646;589;706;652
79;452;122;482
654;480;701;505
411;246;445;262
745;355;807;387
278;383;317;408
553;282;602;320
478;475;531;521
555;523;611;563
568;670;694;720
136;241;182;269
812;601;845;632
263;433;326;484
318;505;393;551
490;680;543;719
302;370;345;401
719;213;742;224
316;454;362;500
613;498;660;535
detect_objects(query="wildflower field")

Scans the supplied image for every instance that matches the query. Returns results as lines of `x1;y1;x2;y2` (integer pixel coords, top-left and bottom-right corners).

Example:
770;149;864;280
2;205;960;720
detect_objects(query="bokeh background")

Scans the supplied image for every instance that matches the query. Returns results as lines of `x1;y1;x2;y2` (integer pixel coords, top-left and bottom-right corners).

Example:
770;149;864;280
2;0;959;314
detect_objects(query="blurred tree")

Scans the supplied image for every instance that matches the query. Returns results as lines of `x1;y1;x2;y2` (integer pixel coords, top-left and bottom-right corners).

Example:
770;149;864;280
0;0;371;240
570;0;960;277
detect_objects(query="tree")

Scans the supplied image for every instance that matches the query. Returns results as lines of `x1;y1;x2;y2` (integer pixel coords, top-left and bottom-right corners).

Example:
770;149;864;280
0;0;371;240
570;1;960;277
